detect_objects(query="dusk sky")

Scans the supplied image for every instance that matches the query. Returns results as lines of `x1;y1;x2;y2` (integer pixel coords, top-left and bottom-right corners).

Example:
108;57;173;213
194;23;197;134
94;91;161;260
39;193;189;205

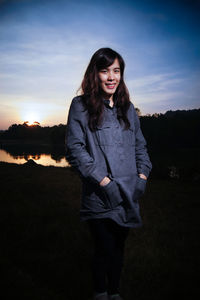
0;0;200;129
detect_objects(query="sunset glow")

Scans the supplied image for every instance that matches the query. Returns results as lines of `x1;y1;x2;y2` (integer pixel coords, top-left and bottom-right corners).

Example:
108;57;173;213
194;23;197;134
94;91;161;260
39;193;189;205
19;102;45;126
23;112;41;126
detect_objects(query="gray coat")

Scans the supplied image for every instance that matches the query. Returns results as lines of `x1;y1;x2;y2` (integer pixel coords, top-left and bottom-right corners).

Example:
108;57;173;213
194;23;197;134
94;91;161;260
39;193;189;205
65;96;152;228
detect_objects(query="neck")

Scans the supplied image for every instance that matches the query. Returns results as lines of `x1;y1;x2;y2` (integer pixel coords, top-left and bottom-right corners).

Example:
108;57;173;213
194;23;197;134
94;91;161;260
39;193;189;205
109;98;114;107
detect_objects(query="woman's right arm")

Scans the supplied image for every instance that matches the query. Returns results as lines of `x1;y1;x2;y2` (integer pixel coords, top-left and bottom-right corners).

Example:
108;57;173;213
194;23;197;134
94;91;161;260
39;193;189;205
65;98;108;185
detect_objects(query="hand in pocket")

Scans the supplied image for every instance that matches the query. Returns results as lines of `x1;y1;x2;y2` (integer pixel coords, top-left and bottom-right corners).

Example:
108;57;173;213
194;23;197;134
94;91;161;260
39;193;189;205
101;180;123;209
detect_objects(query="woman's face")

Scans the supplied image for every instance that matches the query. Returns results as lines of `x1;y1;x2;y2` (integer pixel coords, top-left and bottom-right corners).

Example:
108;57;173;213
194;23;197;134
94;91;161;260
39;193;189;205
98;58;121;100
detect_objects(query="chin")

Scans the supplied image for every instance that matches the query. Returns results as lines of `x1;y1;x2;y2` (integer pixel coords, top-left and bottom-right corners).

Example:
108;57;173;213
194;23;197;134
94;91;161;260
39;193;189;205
105;89;116;96
104;92;114;99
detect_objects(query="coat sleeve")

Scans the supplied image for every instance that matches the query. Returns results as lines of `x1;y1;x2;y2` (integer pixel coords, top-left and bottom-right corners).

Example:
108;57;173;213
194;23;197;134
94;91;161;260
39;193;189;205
65;97;107;184
132;105;152;178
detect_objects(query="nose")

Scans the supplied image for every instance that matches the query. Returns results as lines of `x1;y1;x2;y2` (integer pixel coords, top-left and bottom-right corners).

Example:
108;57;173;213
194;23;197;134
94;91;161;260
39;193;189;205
107;71;114;81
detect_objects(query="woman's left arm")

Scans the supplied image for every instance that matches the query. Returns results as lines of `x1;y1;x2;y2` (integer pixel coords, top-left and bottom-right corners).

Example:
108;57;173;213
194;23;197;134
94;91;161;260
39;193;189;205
133;106;152;178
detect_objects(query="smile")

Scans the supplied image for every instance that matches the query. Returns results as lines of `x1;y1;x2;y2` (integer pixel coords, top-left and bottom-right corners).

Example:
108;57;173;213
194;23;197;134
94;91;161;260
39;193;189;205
105;83;116;89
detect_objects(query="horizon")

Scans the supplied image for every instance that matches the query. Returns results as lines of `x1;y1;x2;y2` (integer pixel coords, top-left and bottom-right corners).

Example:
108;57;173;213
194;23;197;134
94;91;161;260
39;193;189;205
1;106;199;131
0;0;200;130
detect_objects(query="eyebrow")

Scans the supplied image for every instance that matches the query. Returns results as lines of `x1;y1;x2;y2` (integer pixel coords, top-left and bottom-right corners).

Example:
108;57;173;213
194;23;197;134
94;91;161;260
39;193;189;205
102;67;120;70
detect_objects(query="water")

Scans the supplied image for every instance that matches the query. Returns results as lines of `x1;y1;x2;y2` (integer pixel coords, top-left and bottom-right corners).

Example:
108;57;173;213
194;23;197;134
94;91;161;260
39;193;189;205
0;148;69;167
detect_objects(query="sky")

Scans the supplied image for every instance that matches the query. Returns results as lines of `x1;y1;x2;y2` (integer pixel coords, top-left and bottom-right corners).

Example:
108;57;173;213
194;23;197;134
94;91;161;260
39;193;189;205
0;0;200;129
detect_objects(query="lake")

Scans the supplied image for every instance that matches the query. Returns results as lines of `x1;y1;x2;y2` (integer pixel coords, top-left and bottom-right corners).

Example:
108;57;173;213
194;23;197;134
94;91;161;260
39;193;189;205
0;148;69;167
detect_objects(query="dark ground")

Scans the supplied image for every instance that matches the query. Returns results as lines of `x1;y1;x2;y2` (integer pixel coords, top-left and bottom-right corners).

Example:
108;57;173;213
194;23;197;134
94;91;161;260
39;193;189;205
0;161;199;300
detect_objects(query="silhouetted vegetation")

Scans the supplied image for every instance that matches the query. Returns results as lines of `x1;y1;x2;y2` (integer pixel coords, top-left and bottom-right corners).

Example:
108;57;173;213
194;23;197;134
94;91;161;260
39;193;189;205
140;108;200;149
0;122;66;144
139;109;200;181
0;109;199;148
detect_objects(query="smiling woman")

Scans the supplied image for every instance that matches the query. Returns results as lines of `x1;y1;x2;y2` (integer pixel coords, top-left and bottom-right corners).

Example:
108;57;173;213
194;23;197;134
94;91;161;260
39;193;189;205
65;47;152;300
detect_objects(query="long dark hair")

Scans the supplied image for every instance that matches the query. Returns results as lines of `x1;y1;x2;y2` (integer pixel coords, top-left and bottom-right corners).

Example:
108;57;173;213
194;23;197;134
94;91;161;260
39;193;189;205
79;48;131;131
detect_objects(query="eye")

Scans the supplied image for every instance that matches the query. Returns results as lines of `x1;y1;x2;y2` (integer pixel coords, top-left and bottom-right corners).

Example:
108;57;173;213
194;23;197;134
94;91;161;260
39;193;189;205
100;70;107;73
114;69;120;73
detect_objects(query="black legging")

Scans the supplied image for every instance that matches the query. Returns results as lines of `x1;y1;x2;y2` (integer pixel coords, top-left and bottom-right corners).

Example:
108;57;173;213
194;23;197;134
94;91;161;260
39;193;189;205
87;218;130;295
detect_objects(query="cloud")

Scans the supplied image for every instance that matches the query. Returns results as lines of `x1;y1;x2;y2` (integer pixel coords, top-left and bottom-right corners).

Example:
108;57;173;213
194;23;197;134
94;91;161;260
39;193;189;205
0;21;119;106
127;72;184;93
126;70;200;113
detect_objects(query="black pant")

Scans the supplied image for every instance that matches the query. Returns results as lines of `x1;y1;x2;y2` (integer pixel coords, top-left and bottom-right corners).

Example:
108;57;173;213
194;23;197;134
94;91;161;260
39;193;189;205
87;218;130;295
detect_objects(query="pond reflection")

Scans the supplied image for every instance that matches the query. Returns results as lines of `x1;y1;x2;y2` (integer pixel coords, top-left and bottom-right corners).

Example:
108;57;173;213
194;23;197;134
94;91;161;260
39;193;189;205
0;145;69;167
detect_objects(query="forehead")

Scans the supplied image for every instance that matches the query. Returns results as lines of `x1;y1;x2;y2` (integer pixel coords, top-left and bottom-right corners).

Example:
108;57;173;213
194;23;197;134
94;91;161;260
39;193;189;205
106;58;120;69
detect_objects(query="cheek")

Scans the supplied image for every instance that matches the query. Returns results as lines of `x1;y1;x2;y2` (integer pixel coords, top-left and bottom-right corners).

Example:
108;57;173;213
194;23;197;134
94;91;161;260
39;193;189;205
115;74;121;83
100;81;106;89
99;74;106;83
99;80;106;91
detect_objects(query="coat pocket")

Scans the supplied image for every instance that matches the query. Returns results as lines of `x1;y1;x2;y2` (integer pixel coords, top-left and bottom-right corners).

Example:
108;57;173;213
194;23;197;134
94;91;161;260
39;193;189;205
101;180;123;209
95;124;113;146
134;176;147;200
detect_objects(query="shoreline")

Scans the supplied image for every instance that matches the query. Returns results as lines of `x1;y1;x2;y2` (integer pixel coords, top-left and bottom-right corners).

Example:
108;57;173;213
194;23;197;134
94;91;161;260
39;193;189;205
0;139;64;147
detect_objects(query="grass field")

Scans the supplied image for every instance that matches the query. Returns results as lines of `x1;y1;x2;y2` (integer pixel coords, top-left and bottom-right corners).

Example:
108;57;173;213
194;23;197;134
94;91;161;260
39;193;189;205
0;161;199;300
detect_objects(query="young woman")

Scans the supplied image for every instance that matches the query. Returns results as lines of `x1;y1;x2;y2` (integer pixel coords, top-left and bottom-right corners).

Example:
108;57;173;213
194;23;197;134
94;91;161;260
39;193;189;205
65;48;152;300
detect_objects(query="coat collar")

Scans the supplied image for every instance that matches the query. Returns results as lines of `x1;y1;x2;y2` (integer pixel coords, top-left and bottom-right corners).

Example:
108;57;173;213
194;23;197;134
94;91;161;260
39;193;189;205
103;99;116;109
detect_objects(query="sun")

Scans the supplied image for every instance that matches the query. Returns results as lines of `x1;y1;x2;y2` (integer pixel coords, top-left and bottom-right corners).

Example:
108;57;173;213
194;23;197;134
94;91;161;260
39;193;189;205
24;112;41;126
20;102;45;126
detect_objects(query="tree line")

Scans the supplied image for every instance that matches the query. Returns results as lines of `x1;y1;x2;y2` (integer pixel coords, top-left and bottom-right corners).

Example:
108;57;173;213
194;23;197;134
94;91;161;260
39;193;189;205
0;122;66;144
140;108;200;149
0;108;199;181
0;108;199;148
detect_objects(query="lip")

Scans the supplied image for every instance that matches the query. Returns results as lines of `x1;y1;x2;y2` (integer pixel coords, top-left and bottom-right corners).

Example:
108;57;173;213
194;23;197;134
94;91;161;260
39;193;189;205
105;83;116;89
